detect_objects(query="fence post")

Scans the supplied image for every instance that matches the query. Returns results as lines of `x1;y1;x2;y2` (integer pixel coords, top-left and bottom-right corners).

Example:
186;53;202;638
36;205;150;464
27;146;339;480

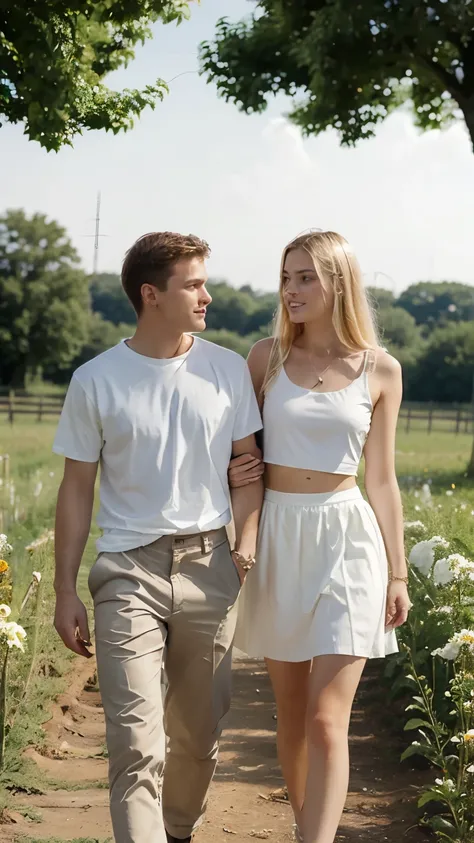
428;406;433;434
37;397;43;423
405;407;412;434
7;398;13;426
455;408;462;435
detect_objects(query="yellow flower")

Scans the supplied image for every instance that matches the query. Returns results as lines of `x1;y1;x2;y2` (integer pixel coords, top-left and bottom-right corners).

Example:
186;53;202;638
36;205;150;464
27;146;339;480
464;730;474;742
452;483;456;489
0;560;9;574
460;633;474;645
0;604;11;619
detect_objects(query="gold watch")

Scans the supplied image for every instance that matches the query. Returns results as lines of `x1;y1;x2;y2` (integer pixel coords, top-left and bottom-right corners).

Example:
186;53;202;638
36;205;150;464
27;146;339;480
231;550;256;572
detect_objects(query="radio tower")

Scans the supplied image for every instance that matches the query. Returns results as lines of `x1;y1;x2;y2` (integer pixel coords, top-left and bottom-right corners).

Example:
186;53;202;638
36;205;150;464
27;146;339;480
93;191;101;278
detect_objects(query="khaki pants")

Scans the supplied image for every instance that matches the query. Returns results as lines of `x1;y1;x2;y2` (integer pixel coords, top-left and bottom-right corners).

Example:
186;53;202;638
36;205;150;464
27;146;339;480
88;528;240;843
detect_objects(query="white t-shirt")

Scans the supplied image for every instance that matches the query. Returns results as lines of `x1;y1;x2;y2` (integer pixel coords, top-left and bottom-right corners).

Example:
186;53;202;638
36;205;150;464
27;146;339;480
53;337;262;553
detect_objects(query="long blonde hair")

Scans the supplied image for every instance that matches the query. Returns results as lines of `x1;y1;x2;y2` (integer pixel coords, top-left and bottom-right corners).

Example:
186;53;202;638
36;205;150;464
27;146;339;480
262;230;380;395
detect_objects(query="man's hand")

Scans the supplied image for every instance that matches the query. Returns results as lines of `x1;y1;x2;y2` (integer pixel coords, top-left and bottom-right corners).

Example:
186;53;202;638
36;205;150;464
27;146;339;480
229;452;264;488
54;592;93;658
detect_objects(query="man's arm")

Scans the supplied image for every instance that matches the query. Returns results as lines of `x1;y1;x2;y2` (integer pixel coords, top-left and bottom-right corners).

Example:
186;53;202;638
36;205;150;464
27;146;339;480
230;434;264;580
54;457;98;658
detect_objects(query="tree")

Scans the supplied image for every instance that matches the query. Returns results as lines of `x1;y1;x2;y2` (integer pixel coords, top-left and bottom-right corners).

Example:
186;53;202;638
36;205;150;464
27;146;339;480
409;321;474;404
46;312;135;381
90;273;135;325
200;1;474;150
203;329;257;358
397;281;474;329
1;1;192;151
0;209;90;387
377;306;421;349
367;287;395;312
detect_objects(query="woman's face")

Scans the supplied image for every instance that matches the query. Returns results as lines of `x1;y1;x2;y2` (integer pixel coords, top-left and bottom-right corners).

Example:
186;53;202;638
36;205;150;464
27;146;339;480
282;247;334;325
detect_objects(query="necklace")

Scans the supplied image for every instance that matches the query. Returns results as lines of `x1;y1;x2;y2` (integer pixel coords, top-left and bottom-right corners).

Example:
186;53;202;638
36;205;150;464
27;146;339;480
309;353;340;389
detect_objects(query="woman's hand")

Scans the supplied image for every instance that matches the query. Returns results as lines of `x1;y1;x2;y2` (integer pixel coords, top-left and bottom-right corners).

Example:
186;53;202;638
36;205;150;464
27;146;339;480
228;452;264;489
385;580;411;630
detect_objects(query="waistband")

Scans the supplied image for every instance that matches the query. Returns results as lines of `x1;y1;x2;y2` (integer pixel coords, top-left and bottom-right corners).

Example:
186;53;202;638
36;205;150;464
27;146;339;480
264;487;363;507
142;527;228;554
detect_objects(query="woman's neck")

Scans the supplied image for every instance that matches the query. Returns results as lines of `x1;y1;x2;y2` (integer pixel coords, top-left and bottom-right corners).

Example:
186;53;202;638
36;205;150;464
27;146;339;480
296;323;342;357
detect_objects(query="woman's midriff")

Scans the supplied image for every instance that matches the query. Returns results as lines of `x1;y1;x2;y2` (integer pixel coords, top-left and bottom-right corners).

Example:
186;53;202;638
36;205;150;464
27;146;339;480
264;463;357;494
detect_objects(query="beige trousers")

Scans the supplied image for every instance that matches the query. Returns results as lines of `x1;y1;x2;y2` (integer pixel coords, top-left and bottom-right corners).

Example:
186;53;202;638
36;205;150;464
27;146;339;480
88;528;240;843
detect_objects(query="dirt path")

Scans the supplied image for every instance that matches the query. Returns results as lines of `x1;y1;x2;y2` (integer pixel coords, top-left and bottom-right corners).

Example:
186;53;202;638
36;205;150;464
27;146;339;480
1;656;429;843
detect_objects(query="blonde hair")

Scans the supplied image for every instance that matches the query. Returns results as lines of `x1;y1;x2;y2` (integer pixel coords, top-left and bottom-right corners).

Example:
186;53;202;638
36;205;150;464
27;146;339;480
262;230;380;394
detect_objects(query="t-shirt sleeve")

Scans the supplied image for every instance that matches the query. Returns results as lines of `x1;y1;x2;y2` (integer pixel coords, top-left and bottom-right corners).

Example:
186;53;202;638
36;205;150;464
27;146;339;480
52;376;103;462
232;361;263;442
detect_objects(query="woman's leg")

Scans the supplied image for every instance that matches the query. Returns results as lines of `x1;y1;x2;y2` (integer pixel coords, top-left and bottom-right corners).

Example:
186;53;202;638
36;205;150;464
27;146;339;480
302;655;366;843
265;658;311;829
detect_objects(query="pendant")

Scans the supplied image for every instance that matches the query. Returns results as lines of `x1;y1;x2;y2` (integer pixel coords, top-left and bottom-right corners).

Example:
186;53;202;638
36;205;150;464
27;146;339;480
318;376;323;384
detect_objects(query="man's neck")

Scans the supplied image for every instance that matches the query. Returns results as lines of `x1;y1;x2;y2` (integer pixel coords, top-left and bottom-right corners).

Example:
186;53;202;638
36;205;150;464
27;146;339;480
126;324;193;360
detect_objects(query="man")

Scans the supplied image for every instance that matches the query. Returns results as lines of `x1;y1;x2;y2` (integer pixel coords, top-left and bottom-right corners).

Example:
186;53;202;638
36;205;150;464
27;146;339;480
53;232;263;843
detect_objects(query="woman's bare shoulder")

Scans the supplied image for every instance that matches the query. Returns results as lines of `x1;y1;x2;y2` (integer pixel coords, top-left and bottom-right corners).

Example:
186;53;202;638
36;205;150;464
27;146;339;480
373;347;402;380
248;337;275;368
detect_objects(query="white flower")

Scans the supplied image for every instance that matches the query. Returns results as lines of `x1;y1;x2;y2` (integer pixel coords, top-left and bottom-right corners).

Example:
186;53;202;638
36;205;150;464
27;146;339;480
0;620;27;651
33;481;43;498
409;537;449;576
461;504;467;511
446;490;454;497
404;521;426;532
421;483;432;505
435;605;453;615
32;571;41;584
0;534;12;556
0;604;11;619
434;554;474;584
433;557;455;585
433;641;461;661
450;736;461;743
467;765;474;773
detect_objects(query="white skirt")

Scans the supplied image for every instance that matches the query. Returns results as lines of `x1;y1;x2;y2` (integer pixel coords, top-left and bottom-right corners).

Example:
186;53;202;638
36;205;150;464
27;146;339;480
235;487;398;662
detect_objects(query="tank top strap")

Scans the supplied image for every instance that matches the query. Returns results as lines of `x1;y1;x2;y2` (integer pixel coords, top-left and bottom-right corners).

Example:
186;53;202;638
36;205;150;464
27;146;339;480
363;348;377;376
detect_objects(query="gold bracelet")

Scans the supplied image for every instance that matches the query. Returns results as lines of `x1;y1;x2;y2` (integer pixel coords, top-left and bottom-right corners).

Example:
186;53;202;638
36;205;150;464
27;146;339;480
388;573;409;584
231;550;256;571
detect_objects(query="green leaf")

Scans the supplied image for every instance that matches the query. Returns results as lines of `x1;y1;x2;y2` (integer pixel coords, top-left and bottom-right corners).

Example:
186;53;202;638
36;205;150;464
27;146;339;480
418;790;446;808
404;718;433;731
428;815;457;834
400;743;437;763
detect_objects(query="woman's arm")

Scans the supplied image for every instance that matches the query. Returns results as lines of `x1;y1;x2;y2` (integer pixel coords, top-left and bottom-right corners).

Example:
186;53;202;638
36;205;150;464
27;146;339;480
228;338;273;489
363;350;410;629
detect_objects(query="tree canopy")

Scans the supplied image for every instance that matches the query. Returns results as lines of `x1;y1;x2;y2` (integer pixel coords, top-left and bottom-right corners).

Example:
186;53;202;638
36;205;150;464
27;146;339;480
0;209;90;386
200;0;474;150
1;0;192;150
397;281;474;329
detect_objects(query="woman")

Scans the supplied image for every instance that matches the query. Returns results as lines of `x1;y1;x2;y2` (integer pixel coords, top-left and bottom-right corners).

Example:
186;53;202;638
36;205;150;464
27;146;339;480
229;230;410;843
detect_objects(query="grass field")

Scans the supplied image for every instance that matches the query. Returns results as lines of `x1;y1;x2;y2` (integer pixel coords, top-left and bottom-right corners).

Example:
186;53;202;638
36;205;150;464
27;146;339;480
0;417;473;828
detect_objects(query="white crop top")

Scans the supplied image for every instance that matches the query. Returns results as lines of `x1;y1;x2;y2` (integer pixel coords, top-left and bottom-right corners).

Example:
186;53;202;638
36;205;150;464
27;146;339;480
263;353;373;476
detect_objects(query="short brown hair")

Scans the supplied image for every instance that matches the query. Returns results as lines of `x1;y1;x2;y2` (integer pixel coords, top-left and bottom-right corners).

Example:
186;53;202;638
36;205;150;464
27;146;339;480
122;231;211;314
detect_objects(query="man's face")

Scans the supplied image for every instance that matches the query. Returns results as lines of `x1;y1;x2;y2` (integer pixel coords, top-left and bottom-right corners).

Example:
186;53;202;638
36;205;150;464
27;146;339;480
149;257;213;333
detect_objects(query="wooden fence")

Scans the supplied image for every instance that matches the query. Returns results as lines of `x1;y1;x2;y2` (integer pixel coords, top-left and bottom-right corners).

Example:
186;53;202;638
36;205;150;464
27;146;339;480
0;394;63;424
0;391;472;434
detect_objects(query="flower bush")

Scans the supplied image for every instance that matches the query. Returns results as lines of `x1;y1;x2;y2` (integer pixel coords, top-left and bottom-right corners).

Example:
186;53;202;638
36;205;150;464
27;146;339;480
0;532;47;770
387;494;474;841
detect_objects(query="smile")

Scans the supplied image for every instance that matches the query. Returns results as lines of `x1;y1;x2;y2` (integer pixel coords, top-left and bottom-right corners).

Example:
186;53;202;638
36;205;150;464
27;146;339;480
288;302;305;309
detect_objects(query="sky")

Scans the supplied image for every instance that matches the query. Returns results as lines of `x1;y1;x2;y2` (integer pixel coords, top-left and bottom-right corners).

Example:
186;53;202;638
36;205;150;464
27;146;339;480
2;0;474;295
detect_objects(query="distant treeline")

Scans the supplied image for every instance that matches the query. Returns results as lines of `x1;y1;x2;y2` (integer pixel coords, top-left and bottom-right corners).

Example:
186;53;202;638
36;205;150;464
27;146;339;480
1;210;474;404
86;273;474;404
